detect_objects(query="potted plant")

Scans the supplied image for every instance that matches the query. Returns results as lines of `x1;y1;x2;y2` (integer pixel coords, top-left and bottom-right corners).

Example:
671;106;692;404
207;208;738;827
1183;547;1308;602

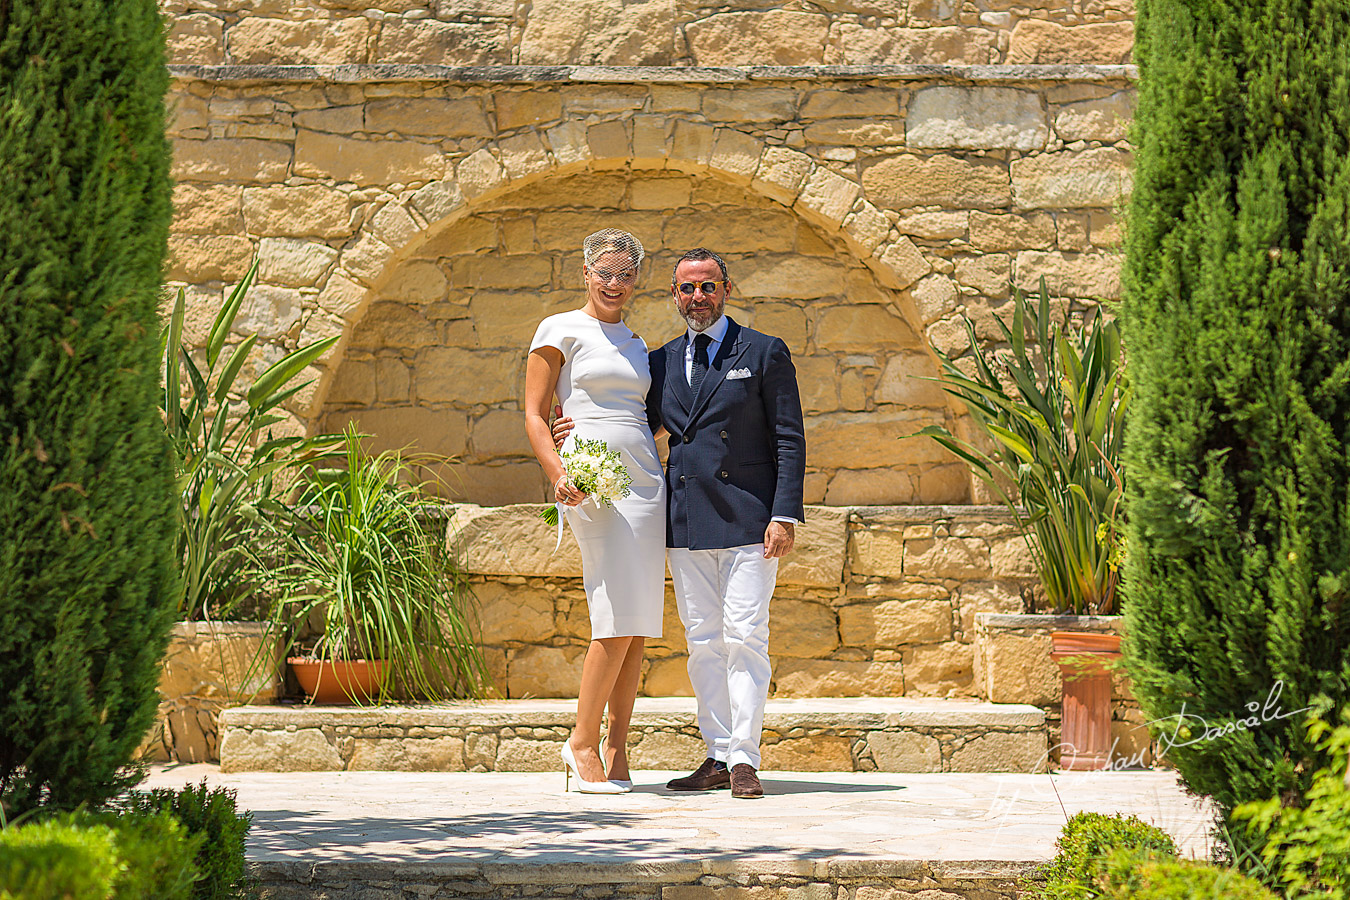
151;259;343;760
252;425;491;704
915;279;1129;770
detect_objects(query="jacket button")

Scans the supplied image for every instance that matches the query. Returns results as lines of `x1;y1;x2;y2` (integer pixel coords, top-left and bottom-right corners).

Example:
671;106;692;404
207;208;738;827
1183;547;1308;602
720;430;728;439
680;475;686;483
720;470;728;479
684;435;692;443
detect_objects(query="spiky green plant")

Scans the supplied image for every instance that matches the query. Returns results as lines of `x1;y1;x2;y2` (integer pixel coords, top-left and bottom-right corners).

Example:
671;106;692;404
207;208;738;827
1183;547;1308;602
916;280;1129;615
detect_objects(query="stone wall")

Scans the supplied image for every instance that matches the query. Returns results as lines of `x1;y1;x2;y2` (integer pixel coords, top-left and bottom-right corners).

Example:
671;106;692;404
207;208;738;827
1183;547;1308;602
163;0;1133;68
448;503;1037;699
167;66;1134;506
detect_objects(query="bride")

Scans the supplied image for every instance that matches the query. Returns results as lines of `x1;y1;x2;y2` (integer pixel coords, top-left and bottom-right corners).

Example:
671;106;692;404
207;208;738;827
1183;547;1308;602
523;229;665;793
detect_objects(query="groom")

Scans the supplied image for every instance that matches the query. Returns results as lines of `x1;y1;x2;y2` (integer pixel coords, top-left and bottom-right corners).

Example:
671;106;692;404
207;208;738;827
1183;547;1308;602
651;248;806;799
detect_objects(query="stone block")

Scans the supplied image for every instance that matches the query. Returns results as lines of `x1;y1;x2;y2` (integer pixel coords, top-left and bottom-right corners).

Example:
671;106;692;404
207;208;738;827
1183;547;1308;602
227;17;370;65
1011;148;1133;210
495;737;565;772
953;254;1011;300
976;631;1058;706
416;347;523;405
956;581;1024;634
1111;716;1153;768
1014;250;1123;301
735;255;843;300
172;138;291;184
495;91;564;130
840;599;951;648
242;184;353;239
470;408;532;459
384;260;448;305
989;537;1036;579
234;285;304;339
1090;210;1122;247
948;731;1047;773
825;24;994;65
643;654;694;696
446;461;548;505
762;735;854;772
670;120;715;170
295;131;444;186
498;132;550;180
908;274;959;325
173;183;242;235
293;105;363;134
519;0;676;66
903;642;973;696
366;98;491;138
317;271;368;318
807;411;945;470
685;11;829;66
907;87;1047;152
863;154;1010;210
873;237;932;291
475;581;555;644
349;301;438;350
803;118;906;147
769;599;839;659
1007;20;1134;65
825;468;916;506
456;148;507;200
896;211;967;241
327;359;375;405
410;179;467;226
507;645;585;699
630;731;706;770
258;237;338;288
905;536;990;580
777;506;848;587
815;304;918;350
796;166;860;228
348;736;466;772
710;129;762;183
801;89;900;120
841;202;891;257
773;659;905;698
375;18;511;65
219;728;342;773
447;503;583;577
167;234;253;283
917;464;971;504
752;148;814;205
867;732;941;773
167;13;224;64
968;212;1056;252
326;406;469;460
702;89;799;123
1055;92;1135;143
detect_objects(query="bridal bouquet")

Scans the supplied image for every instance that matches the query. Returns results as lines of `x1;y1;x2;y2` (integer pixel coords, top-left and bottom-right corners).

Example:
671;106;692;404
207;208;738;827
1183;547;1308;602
540;438;632;527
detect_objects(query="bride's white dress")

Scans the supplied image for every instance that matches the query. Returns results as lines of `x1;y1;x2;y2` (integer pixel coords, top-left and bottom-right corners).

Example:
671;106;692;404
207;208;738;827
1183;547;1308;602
530;309;665;639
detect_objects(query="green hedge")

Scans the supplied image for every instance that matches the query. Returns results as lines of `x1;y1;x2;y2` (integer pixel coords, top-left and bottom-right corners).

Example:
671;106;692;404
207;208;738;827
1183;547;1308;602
120;781;253;900
1024;812;1178;900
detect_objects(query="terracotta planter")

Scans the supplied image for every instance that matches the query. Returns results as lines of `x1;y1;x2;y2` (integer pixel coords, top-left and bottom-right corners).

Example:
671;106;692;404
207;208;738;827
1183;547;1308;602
1050;630;1122;771
288;658;389;704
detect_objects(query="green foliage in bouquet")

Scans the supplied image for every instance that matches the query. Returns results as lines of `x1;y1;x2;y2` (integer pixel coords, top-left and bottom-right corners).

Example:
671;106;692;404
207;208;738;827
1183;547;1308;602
161;260;342;621
255;425;490;702
539;437;633;527
1121;0;1350;841
916;280;1129;615
0;0;178;813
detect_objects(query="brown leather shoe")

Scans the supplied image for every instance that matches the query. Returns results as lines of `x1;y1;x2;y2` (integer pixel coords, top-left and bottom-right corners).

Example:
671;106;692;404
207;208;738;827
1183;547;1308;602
666;757;730;791
730;763;763;799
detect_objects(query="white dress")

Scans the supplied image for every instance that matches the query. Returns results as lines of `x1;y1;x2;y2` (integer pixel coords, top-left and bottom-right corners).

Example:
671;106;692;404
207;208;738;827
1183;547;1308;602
530;309;665;639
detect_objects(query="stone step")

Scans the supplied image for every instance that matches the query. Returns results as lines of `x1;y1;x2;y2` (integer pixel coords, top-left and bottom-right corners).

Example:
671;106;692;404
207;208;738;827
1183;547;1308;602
219;697;1048;774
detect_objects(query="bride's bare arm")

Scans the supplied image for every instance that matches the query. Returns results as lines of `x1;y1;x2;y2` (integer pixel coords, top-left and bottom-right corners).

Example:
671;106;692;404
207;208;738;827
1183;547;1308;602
525;348;584;503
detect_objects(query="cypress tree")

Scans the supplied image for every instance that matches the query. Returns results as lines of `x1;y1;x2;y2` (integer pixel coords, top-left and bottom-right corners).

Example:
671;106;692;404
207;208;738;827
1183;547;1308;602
1123;0;1350;839
0;0;178;812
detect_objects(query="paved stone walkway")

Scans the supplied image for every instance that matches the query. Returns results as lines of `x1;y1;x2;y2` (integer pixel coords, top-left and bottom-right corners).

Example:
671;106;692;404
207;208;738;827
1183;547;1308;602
145;765;1214;867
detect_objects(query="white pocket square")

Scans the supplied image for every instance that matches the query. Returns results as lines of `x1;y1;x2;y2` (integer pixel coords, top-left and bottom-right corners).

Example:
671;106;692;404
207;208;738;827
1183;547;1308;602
727;368;753;380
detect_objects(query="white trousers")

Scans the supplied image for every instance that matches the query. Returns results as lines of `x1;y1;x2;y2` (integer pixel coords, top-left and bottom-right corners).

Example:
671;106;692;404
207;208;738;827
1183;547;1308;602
667;544;779;770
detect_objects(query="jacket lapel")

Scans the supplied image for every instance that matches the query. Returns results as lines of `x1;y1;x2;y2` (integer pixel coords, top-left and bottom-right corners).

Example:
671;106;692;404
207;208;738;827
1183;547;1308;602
689;318;749;423
668;335;693;415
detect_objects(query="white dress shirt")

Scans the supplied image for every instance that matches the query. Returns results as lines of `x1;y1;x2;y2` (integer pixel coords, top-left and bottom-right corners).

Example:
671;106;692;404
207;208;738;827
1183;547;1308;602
684;316;798;527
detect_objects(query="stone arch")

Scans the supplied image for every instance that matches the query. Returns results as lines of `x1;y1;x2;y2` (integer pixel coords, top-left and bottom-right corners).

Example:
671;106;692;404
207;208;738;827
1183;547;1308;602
309;125;968;506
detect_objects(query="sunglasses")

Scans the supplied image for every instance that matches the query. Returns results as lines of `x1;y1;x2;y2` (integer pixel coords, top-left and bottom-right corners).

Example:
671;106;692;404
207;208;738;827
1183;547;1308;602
590;267;637;285
676;280;726;295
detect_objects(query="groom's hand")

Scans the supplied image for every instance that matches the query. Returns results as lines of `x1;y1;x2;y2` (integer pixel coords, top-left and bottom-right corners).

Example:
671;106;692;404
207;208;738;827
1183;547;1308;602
551;404;574;450
763;522;794;558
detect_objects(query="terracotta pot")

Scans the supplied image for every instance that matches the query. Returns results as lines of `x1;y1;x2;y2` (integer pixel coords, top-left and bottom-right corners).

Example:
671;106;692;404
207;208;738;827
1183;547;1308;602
1050;630;1122;771
288;657;388;704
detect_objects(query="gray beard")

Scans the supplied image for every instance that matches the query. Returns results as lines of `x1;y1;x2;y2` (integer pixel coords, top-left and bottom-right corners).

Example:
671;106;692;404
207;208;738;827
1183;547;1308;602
681;309;723;333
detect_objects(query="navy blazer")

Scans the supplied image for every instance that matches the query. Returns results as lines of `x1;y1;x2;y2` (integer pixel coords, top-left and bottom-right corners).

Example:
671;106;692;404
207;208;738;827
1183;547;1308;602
648;317;806;550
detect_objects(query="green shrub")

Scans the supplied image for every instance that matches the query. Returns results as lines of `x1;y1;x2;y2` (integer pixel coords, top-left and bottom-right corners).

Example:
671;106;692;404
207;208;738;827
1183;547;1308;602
1121;0;1350;842
122;781;253;900
0;818;120;899
1234;715;1350;900
1025;812;1177;900
1102;859;1280;900
0;808;200;900
0;0;179;814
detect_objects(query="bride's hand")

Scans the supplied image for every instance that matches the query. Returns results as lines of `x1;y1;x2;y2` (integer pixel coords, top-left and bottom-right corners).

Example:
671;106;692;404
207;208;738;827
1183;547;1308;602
551;405;575;450
554;474;587;506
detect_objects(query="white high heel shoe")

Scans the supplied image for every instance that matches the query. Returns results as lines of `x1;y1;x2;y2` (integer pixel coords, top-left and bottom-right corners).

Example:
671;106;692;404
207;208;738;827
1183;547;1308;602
562;742;628;794
600;738;633;790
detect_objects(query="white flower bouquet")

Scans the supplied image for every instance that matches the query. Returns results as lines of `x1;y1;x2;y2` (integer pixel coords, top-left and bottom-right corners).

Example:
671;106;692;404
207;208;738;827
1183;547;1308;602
540;437;632;527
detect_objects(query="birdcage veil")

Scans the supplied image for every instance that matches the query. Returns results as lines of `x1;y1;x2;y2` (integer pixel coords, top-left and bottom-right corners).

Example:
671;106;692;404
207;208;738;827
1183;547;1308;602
583;229;644;271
